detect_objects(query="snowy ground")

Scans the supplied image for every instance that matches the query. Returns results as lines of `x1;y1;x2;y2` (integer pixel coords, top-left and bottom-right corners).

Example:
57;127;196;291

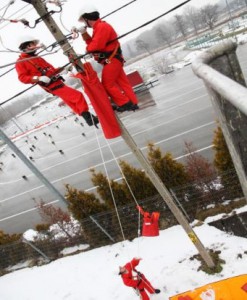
0;223;247;300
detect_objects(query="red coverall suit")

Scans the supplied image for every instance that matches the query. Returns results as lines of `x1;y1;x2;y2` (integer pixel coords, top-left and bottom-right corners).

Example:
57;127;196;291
15;53;89;115
84;19;138;106
120;258;157;300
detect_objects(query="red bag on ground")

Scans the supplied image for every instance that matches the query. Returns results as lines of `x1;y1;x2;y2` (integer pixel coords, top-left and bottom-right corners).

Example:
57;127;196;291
137;206;160;237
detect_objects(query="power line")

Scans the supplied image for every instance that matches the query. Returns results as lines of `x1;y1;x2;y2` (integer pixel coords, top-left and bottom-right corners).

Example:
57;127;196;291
0;0;16;20
0;4;33;30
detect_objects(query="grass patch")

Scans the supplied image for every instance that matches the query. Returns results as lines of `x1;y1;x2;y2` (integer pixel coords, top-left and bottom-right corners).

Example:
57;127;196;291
191;249;225;275
196;198;246;221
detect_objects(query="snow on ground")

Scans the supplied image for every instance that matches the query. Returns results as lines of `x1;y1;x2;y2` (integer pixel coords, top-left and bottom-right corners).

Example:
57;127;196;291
0;223;246;300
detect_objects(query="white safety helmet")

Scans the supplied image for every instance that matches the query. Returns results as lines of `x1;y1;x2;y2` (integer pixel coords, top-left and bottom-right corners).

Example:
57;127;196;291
17;35;39;50
78;4;99;21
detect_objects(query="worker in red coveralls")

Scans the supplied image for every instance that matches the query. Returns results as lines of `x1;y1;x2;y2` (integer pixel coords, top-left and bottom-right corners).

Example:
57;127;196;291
72;4;139;113
15;36;99;127
119;257;160;300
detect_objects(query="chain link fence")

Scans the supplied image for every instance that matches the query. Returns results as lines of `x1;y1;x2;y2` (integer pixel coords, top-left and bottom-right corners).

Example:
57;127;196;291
0;169;246;276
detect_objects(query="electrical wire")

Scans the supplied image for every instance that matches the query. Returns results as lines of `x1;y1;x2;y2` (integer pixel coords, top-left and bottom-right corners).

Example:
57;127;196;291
101;0;137;19
0;83;38;106
0;3;11;12
114;0;191;42
0;35;73;77
0;50;61;69
0;4;33;30
0;0;15;21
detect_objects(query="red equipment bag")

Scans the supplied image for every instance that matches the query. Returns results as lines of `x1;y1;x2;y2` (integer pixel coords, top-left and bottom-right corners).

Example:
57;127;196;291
137;205;160;237
72;62;121;139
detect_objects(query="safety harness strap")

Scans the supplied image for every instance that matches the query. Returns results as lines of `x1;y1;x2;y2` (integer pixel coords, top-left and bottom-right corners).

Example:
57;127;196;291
28;59;65;90
93;46;124;64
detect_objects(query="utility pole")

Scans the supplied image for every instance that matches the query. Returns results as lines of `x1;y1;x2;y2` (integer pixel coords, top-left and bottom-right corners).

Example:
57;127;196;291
24;0;84;71
23;0;215;268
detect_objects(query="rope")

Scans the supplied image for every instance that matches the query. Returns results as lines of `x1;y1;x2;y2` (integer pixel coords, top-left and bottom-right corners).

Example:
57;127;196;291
105;138;142;238
91;117;126;241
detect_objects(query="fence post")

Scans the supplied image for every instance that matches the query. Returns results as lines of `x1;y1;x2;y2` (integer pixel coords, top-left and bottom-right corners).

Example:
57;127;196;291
192;40;247;200
23;238;50;262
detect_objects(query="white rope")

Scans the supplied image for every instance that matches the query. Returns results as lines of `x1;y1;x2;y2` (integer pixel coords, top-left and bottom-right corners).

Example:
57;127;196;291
105;138;142;239
90;117;156;292
91;116;126;241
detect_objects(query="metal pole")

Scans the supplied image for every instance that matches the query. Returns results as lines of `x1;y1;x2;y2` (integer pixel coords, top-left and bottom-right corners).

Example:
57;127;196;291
23;238;50;262
90;216;115;242
192;40;247;200
117;116;215;268
0;128;67;204
170;188;190;221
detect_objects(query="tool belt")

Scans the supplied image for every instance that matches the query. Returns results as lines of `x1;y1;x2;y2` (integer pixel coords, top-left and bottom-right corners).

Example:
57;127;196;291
94;47;124;65
39;75;65;91
28;59;65;91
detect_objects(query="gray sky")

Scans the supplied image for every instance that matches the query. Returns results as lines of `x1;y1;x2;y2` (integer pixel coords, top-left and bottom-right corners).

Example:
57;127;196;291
0;0;220;102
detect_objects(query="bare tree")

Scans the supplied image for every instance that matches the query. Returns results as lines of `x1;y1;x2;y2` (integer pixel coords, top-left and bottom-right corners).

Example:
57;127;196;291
37;200;73;239
155;23;173;47
135;39;151;55
126;44;135;58
200;4;219;30
173;14;188;40
240;0;247;7
184;6;202;35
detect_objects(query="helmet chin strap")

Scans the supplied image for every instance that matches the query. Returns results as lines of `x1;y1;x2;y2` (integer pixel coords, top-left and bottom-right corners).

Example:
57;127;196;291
84;18;91;28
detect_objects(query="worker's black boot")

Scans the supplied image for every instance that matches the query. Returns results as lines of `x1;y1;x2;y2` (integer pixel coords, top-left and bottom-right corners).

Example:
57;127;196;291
116;101;139;112
81;111;99;128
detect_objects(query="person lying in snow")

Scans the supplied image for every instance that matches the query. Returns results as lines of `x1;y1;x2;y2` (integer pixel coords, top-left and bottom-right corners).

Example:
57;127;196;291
119;257;160;300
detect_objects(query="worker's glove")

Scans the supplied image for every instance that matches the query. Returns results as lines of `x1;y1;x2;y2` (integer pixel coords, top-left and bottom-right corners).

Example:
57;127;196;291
38;76;51;84
60;65;73;75
136;271;143;277
71;26;87;34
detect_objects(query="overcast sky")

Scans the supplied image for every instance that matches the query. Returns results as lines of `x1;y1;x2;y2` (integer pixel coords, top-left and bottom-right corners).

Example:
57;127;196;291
0;0;220;102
